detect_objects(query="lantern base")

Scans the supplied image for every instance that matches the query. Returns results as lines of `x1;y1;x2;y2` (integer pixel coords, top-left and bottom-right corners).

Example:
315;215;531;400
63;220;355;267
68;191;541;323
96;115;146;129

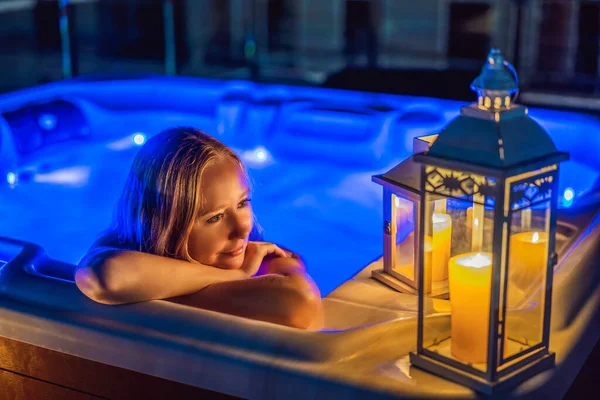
409;350;555;394
372;269;449;299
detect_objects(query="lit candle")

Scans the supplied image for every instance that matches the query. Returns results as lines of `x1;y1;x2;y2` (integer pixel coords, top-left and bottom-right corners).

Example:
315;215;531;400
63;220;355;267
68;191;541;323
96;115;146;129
449;252;492;364
509;232;549;292
432;213;452;281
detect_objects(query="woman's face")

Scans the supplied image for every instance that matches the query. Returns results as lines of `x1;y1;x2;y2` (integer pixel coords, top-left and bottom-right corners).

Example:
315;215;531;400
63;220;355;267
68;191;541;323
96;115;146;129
188;156;253;269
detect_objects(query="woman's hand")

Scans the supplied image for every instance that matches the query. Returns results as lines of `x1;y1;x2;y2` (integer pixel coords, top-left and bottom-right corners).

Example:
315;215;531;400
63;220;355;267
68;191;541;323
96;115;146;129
171;243;321;329
240;241;288;277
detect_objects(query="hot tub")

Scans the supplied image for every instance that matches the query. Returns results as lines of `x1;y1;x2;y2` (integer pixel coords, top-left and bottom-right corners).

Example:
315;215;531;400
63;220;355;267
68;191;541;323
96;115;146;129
0;76;599;399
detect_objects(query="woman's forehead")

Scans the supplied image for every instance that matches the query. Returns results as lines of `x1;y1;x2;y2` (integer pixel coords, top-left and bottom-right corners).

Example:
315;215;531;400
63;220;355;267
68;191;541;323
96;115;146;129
199;158;249;210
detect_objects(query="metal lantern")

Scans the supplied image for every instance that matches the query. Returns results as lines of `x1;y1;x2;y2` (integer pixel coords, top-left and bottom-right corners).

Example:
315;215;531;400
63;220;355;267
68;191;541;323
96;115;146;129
409;49;569;393
372;134;452;298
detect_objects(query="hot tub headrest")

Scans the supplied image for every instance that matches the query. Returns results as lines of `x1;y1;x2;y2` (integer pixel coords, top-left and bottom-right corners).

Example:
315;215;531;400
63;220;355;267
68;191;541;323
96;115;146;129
2;99;89;155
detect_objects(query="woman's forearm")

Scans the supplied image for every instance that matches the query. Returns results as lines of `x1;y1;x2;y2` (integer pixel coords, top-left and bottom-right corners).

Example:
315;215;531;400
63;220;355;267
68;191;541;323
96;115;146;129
75;250;246;305
168;273;322;329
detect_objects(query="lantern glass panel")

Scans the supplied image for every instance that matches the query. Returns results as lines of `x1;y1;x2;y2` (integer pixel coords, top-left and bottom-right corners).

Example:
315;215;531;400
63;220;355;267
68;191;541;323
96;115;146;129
501;193;552;363
392;194;417;281
421;165;499;374
421;191;496;373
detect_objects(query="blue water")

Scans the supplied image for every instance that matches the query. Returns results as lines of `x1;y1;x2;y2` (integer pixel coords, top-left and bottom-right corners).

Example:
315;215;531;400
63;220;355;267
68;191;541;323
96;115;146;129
0;77;598;295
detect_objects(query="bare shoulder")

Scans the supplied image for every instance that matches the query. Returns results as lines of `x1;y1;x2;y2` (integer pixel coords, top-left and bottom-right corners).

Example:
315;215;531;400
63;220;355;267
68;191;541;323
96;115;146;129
77;230;133;268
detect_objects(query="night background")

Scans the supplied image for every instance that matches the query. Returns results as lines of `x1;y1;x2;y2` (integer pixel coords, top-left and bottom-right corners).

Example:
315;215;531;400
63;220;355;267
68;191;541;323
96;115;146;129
0;1;598;398
1;0;600;103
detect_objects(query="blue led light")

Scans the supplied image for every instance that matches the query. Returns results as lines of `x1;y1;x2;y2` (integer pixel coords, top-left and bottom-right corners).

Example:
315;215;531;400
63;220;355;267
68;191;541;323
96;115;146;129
563;187;574;202
562;187;575;207
255;149;267;162
132;133;146;145
38;113;57;130
6;172;16;185
256;150;267;161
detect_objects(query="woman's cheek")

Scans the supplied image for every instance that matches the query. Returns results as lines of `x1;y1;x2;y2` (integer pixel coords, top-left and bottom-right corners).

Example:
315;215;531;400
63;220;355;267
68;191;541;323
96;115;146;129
188;234;211;264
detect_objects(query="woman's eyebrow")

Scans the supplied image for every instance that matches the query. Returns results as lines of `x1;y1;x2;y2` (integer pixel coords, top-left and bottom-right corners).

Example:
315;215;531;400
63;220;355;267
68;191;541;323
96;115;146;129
200;190;250;216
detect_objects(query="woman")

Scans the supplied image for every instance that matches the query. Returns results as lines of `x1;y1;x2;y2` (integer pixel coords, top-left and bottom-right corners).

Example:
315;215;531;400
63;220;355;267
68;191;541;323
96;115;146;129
75;127;322;329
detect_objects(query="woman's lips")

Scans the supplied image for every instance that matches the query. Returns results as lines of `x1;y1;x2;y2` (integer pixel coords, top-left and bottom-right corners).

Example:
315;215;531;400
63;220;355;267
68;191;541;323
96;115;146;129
222;245;244;257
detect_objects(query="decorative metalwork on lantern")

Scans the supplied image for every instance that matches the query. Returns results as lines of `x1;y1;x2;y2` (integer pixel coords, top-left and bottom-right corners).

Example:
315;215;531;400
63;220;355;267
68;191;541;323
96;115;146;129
425;167;497;205
407;49;570;394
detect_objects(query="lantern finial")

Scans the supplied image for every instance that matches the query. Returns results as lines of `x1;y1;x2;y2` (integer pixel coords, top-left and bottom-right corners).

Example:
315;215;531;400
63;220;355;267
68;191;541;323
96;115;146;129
470;49;519;110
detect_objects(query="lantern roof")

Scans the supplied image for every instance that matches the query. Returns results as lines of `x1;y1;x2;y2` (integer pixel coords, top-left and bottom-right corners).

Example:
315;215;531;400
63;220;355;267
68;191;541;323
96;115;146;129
416;50;569;176
373;155;421;194
422;108;567;170
373;135;436;193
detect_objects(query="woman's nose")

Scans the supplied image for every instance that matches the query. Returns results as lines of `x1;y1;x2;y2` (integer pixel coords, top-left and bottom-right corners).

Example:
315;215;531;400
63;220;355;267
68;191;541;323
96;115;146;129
230;213;252;239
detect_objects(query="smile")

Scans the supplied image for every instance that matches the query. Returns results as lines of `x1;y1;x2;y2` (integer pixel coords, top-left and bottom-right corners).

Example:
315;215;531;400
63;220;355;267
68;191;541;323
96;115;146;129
222;245;244;257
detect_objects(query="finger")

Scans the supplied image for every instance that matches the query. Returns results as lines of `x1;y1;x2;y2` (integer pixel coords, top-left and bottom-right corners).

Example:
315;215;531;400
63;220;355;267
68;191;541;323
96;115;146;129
261;244;288;258
284;250;297;259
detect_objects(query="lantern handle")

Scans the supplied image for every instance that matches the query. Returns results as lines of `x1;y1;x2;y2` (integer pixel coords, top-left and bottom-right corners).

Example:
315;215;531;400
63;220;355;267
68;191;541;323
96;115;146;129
503;60;520;102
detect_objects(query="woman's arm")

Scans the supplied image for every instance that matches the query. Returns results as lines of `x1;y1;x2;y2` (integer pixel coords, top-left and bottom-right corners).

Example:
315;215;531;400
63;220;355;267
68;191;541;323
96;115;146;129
75;241;289;305
253;251;324;330
75;249;248;305
168;273;322;329
75;241;323;329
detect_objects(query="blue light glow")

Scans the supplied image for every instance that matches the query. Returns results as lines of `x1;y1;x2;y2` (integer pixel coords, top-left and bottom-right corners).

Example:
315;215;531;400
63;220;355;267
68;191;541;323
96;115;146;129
132;133;146;146
2;77;600;297
255;148;267;162
33;166;90;186
237;146;272;168
6;172;16;185
38;113;57;130
562;187;575;207
564;187;575;202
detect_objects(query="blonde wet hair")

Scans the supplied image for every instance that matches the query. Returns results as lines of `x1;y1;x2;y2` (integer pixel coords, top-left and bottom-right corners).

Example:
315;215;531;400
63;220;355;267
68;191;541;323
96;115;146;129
111;127;258;261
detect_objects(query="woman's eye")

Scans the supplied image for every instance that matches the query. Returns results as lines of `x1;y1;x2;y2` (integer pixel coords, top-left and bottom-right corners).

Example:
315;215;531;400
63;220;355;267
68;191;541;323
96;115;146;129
206;214;223;224
239;198;252;208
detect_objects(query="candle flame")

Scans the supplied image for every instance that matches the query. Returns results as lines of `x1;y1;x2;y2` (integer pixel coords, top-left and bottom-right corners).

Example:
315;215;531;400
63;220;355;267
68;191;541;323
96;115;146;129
532;232;539;243
458;253;491;268
472;253;490;268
